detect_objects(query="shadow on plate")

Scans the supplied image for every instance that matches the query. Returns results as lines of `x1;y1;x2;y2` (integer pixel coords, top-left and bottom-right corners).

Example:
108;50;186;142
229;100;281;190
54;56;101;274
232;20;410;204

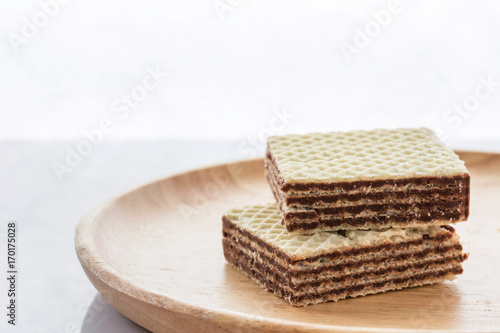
81;294;149;333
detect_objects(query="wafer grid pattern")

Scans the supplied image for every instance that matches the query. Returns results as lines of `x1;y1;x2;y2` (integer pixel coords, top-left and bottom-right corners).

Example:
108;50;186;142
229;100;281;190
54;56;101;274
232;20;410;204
225;203;444;259
268;128;468;183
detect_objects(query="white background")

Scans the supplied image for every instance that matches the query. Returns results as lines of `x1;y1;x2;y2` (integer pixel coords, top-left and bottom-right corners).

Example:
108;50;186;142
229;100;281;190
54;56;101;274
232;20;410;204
1;1;500;333
1;0;500;143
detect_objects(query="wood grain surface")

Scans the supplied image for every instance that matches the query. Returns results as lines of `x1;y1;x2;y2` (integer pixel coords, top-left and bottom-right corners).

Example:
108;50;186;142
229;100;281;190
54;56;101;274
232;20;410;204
75;152;500;332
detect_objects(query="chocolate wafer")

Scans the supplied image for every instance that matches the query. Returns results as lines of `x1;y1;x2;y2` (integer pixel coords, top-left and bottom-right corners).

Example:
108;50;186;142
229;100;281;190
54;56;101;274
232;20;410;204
222;203;468;306
265;128;470;233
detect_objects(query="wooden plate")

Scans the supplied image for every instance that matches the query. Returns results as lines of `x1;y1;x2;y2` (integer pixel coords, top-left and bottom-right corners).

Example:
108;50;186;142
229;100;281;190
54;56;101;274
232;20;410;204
75;152;500;332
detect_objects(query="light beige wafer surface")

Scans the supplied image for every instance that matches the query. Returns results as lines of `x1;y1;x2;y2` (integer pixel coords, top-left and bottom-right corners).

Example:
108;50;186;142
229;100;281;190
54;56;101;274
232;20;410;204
267;128;469;183
224;203;447;260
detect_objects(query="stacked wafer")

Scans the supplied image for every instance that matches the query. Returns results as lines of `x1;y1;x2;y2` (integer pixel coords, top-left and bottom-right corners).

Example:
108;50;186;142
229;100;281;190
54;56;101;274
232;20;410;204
222;128;469;306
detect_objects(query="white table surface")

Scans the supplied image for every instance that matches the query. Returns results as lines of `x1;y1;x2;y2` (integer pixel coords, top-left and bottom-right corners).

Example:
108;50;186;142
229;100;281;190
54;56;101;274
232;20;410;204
1;139;499;333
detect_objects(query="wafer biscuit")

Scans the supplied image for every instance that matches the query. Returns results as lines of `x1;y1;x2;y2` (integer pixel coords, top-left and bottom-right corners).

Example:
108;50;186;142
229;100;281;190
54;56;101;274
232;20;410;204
222;203;468;306
265;128;470;232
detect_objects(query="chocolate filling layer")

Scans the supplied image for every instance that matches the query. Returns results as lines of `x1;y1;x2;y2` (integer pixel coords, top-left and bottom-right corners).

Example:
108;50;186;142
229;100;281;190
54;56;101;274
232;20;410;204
225;250;463;306
285;200;463;218
222;216;454;263
285;187;464;206
224;239;466;290
223;232;463;277
285;211;463;232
